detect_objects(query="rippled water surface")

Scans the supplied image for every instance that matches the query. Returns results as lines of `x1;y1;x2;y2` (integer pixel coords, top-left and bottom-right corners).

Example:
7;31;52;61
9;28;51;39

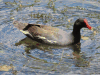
0;0;100;75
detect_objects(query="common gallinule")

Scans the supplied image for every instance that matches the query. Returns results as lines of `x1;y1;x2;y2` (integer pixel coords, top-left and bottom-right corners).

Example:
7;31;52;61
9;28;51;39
13;18;92;46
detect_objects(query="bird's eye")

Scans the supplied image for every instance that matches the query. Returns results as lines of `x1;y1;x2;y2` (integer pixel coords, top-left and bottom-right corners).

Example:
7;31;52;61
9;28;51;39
76;22;80;25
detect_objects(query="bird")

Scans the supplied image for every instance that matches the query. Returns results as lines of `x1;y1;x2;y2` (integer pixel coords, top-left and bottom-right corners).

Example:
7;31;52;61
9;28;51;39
13;18;92;46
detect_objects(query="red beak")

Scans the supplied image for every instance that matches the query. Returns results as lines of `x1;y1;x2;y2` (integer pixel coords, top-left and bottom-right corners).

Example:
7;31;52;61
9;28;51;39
84;19;92;30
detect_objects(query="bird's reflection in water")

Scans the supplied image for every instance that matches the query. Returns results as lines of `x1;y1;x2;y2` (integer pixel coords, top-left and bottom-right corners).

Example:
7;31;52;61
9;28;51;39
15;37;54;54
15;37;90;67
72;43;90;67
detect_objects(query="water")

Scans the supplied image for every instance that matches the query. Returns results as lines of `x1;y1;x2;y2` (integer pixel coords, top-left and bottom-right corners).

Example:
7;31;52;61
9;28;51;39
0;0;100;75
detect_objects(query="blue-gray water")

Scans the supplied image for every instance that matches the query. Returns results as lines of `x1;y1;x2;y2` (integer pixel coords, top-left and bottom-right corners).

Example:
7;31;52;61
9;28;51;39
0;0;100;75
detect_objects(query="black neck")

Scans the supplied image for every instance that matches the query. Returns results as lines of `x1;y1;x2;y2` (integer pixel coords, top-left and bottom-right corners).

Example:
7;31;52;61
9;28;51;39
72;26;81;44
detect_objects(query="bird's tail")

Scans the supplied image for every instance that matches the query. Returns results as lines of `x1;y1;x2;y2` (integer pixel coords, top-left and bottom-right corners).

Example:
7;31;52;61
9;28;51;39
13;21;28;30
13;21;31;35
